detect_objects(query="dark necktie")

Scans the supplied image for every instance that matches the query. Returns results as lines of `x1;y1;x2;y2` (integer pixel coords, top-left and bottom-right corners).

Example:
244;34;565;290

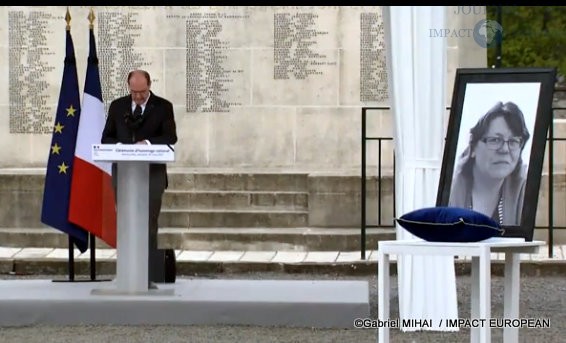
134;104;143;117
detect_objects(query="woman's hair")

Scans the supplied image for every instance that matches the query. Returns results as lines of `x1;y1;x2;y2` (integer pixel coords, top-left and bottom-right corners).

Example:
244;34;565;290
468;101;530;148
453;101;530;179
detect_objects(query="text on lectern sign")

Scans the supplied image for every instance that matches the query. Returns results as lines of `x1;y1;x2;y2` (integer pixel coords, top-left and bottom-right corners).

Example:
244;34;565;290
92;144;175;162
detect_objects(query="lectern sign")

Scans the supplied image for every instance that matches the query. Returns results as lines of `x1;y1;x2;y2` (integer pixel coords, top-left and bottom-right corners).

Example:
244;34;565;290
92;144;175;162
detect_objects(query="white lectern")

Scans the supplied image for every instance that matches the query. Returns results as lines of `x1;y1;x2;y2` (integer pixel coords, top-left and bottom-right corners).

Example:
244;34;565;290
91;144;175;295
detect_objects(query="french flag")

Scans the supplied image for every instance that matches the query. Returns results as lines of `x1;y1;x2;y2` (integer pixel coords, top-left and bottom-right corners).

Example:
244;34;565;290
68;27;116;248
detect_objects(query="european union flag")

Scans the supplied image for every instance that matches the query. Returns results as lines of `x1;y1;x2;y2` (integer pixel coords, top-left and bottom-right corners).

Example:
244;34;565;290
41;26;88;253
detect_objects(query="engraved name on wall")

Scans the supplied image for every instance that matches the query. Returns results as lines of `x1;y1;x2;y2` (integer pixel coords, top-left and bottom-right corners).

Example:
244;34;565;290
4;6;387;134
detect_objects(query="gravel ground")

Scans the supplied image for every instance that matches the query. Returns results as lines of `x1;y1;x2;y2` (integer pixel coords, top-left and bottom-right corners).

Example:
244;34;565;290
0;272;564;343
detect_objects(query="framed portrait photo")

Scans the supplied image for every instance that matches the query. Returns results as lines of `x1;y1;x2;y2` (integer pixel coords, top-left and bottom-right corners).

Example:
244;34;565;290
437;68;557;241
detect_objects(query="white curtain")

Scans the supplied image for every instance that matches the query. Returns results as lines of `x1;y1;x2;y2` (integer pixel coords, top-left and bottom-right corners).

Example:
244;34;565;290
382;6;458;331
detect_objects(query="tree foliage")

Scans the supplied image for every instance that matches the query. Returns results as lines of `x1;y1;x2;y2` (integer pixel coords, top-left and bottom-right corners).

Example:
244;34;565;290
487;6;566;84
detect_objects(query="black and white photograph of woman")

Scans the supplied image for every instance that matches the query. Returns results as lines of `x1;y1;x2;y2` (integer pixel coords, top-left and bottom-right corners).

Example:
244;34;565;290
448;82;540;226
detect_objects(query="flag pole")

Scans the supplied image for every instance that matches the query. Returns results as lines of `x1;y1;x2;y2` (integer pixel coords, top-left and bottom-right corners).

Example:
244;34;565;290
89;233;97;280
67;237;75;281
66;8;76;283
52;8;110;283
86;8;103;282
51;7;78;283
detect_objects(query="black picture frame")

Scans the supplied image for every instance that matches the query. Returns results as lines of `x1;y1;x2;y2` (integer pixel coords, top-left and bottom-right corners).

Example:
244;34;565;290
437;67;556;241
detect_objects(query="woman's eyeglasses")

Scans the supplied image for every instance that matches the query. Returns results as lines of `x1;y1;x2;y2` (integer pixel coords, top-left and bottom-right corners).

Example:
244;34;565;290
480;136;523;150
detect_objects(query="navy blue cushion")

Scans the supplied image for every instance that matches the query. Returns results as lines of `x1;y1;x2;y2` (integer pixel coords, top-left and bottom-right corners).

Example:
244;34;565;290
395;206;504;242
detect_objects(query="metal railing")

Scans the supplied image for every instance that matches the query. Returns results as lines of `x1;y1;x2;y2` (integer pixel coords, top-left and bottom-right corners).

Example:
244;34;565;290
360;107;395;260
361;105;566;259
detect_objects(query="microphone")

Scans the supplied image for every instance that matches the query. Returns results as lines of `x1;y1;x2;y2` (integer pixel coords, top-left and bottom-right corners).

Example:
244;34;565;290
124;104;144;130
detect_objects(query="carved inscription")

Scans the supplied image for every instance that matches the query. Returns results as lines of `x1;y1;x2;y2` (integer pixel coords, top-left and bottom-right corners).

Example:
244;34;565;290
360;12;388;103
183;12;248;113
97;11;151;109
8;10;57;133
273;12;333;80
6;7;391;128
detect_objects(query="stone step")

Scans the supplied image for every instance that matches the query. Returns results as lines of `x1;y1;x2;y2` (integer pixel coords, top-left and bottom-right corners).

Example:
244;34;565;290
3;252;566;277
167;172;309;192
0;170;395;229
163;190;308;210
159;209;309;228
0;227;396;251
158;227;396;251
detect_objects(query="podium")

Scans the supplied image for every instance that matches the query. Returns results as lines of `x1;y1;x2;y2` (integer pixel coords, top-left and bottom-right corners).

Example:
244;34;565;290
91;144;175;295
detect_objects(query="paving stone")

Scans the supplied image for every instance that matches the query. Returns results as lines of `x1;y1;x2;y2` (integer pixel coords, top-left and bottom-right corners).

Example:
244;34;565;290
208;251;245;262
336;251;370;263
177;250;214;261
271;251;306;263
45;248;82;259
303;251;338;263
0;247;22;258
239;251;276;262
14;248;54;259
76;249;116;260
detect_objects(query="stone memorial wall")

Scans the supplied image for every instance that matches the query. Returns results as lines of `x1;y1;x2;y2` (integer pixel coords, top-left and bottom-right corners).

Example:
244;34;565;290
0;6;486;169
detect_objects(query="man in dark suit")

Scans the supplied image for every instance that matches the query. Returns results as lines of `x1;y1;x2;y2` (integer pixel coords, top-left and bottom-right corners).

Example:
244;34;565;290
101;69;177;287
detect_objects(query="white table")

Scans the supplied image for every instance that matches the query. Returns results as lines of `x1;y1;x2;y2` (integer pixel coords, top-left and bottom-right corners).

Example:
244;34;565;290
377;238;544;343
